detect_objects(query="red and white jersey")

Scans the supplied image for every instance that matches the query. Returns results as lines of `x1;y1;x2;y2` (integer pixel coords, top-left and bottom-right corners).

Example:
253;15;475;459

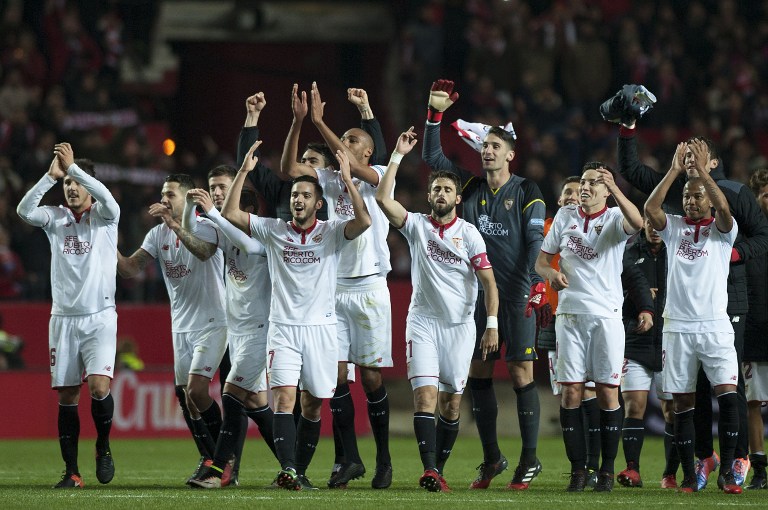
658;214;737;321
249;216;349;325
17;170;119;316
141;218;226;332
399;213;491;323
541;205;632;318
316;165;392;277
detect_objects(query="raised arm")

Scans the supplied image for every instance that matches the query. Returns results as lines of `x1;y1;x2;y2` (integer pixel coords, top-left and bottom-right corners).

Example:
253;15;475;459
223;140;262;233
349;87;388;165
54;142;119;220
616;121;665;196
279;84;317;181
173;195;217;261
600;167;642;234
476;268;500;361
188;188;266;256
338;150;371;240
117;248;153;278
16;157;63;227
645;143;685;231
376;128;418;228
691;140;733;232
310;82;380;185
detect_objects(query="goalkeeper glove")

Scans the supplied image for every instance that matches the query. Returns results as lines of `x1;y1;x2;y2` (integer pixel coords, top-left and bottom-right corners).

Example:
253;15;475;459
427;79;459;123
524;282;553;329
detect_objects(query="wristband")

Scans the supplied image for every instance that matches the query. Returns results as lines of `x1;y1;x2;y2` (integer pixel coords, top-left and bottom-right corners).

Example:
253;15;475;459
390;151;404;165
426;108;443;123
486;316;498;329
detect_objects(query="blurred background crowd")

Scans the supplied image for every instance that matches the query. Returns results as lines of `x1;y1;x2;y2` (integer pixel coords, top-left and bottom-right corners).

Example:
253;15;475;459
2;0;768;302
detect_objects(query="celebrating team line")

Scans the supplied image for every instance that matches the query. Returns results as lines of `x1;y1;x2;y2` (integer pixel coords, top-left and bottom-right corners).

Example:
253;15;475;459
17;78;768;494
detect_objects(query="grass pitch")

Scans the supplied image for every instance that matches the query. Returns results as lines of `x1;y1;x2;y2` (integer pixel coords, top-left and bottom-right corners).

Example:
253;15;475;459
0;435;761;508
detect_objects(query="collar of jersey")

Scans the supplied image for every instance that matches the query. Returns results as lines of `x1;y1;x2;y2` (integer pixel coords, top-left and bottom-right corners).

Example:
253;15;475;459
429;214;458;236
683;216;715;226
577;205;607;220
290;218;318;235
67;204;92;223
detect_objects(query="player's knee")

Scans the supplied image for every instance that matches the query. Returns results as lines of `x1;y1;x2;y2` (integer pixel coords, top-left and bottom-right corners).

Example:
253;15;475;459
300;392;322;419
622;393;647;419
359;367;382;393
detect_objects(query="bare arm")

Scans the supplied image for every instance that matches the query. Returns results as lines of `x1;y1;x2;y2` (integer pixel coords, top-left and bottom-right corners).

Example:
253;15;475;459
644;142;685;231
375;128;418;228
279;84;317;181
535;251;569;290
337;150;371;240
348;88;374;120
222;140;262;233
176;196;217;261
243;92;265;128
476;268;499;361
691;139;733;232
310;82;380;185
600;167;642;234
117;248;153;278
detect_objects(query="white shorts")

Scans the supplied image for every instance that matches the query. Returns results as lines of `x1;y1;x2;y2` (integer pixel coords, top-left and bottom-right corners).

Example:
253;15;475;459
173;326;228;385
662;330;738;394
336;277;393;368
225;326;269;394
621;358;672;400
49;308;117;388
744;362;768;402
406;314;474;394
548;350;595;395
555;314;624;386
267;322;337;399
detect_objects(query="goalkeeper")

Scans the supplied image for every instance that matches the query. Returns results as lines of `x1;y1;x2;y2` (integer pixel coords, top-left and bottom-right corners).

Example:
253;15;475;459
422;79;550;490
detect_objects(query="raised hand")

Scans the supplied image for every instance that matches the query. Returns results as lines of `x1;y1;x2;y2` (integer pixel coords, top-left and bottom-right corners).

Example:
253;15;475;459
148;202;176;228
310;81;326;124
428;79;459;113
336;149;351;183
246;92;266;114
291;84;307;121
187;188;214;214
46;156;66;180
239;140;262;173
596;167;619;194
53;142;75;171
670;142;686;175
689;139;711;175
347;88;369;107
395;126;418;155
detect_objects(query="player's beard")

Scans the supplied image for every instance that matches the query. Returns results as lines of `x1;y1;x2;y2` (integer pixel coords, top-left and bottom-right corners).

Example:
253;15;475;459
429;198;455;219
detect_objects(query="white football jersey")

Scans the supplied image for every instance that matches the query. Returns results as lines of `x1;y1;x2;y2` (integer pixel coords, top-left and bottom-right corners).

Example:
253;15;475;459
141;218;226;332
17;169;119;316
249;216;349;325
399;213;491;322
659;214;737;321
317;165;392;277
541;205;632;318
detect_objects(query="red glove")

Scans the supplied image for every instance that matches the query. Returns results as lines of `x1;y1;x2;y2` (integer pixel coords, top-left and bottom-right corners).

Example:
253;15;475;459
427;79;459;123
525;282;553;329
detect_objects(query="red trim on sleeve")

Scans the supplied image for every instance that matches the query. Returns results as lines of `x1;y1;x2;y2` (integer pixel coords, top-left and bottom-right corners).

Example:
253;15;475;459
619;126;636;138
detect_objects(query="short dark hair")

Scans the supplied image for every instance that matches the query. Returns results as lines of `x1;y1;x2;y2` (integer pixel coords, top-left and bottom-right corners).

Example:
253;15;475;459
291;174;324;198
239;189;258;211
165;173;196;192
207;165;236;180
749;168;768;195
486;127;516;150
560;175;580;190
427;171;462;194
305;143;336;168
581;161;614;173
685;136;719;161
75;158;96;177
